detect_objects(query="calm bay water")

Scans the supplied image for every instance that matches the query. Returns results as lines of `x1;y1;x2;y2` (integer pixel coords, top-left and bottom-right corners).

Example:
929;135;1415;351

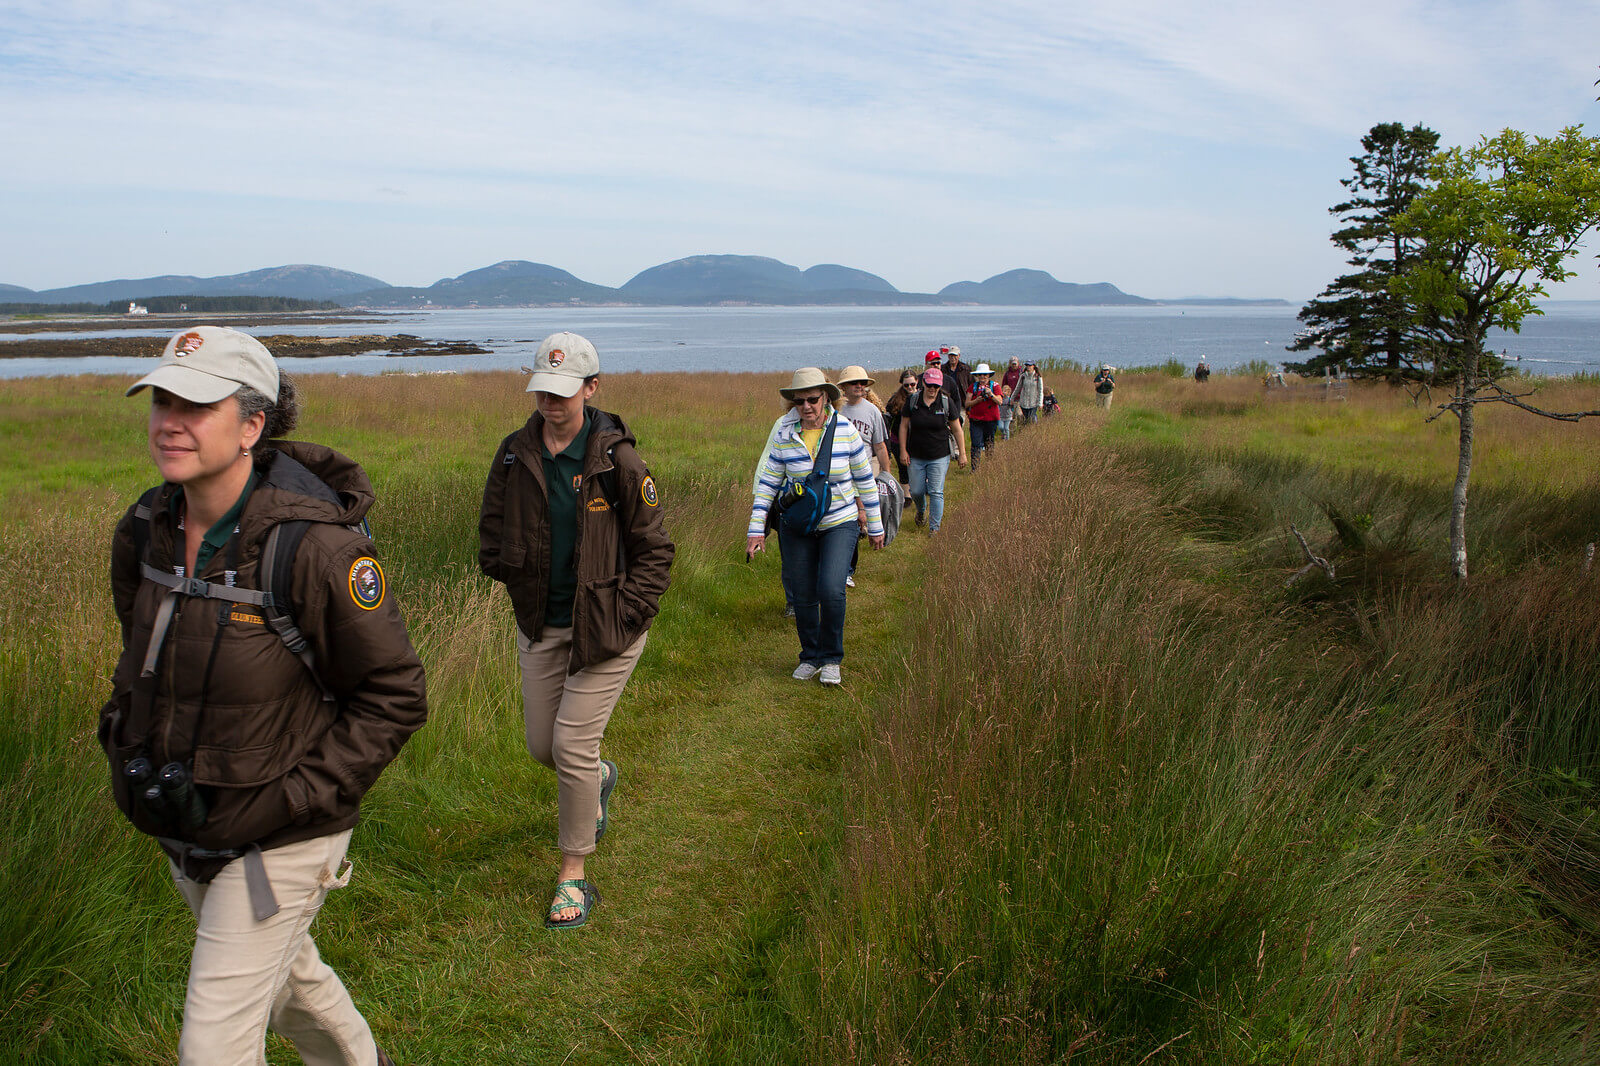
3;303;1598;379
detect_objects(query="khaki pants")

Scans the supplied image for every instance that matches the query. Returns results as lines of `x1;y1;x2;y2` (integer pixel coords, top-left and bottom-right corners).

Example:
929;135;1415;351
517;626;648;855
170;830;375;1066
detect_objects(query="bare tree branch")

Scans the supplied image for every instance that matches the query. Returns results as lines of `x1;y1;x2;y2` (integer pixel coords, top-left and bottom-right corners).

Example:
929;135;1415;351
1286;525;1337;586
1471;380;1600;422
1429;380;1600;423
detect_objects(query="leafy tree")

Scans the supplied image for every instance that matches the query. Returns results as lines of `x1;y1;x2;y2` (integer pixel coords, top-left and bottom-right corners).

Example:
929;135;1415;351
1391;126;1600;582
1287;123;1440;379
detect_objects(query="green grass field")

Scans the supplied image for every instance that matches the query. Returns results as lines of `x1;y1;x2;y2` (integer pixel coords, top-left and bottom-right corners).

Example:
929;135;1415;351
2;368;1598;1063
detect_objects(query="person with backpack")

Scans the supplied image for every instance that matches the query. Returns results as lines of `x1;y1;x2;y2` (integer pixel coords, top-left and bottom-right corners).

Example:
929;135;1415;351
883;368;920;490
1093;364;1116;409
1013;360;1045;426
997;357;1022;440
101;326;426;1066
896;366;966;533
479;332;675;931
965;363;1003;471
746;367;884;687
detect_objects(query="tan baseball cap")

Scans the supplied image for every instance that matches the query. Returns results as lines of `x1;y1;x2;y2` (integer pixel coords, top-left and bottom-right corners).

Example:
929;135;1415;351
525;331;600;396
126;326;279;403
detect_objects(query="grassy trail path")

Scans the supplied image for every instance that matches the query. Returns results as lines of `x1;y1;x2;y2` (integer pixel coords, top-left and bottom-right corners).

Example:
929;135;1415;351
343;508;938;1065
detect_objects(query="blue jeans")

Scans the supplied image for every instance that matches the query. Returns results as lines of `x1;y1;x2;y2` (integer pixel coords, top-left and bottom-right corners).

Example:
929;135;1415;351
970;420;998;461
908;455;950;532
779;522;856;665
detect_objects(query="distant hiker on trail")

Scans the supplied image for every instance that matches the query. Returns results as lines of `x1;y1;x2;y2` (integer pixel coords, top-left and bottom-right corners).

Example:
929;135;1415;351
747;367;884;687
1093;364;1116;409
966;363;1002;471
479;331;675;931
103;326;426;1066
1042;386;1061;416
884;369;920;490
1014;360;1045;425
897;366;966;534
835;366;891;477
834;366;892;590
998;356;1022;439
941;345;974;417
1195;358;1211;383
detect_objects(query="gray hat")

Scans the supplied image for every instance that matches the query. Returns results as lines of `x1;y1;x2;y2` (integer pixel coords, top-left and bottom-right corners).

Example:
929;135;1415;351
779;367;840;403
126;326;279;403
525;331;600;397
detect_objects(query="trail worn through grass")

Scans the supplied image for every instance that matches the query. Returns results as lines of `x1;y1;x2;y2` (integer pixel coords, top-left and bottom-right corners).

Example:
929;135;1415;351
344;530;932;1064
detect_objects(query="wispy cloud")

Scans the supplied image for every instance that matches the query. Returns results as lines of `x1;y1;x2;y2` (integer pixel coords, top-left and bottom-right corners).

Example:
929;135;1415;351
2;1;1597;295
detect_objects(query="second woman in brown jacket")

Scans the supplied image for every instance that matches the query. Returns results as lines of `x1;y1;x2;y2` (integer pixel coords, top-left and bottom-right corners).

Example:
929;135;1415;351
478;331;674;929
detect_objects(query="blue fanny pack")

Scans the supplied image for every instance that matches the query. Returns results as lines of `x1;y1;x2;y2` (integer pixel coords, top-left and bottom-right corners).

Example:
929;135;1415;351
777;417;838;536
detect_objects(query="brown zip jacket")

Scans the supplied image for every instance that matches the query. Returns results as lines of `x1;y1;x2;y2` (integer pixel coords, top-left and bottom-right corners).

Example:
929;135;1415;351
99;442;428;873
478;407;673;672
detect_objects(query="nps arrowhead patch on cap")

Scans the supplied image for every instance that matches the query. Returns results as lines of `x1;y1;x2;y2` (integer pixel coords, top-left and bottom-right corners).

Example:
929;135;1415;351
547;347;565;367
175;331;205;355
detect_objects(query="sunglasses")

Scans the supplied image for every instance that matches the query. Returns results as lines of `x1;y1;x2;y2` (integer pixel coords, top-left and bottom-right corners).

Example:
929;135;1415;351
794;394;825;406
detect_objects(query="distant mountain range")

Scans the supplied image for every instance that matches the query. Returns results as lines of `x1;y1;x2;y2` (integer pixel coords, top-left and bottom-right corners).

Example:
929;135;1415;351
3;256;1289;307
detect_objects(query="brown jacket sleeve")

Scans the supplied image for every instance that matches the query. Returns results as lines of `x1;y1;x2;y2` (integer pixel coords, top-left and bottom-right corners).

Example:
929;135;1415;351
100;506;142;744
478;433;516;584
280;528;428;826
611;443;673;628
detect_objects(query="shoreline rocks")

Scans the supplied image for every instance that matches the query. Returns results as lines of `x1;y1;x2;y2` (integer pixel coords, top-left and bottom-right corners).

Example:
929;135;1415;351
0;333;491;360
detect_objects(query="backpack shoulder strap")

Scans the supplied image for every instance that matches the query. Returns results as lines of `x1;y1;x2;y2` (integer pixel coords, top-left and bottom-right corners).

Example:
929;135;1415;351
257;520;334;703
131;485;161;564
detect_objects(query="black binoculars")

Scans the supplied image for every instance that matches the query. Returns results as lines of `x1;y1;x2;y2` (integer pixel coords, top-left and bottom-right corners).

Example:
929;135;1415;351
124;756;208;832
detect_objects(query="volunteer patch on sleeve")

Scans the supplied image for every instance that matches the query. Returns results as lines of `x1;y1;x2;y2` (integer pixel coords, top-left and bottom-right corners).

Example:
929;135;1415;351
641;475;659;507
349;557;385;610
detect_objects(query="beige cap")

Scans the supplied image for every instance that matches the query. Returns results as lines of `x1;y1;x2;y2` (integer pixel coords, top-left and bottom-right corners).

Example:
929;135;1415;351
525;331;600;397
126;326;279;403
836;365;875;386
779;367;840;403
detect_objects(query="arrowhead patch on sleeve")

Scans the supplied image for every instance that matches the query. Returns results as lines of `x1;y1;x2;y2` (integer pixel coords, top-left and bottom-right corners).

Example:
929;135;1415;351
349;557;385;610
640;475;659;507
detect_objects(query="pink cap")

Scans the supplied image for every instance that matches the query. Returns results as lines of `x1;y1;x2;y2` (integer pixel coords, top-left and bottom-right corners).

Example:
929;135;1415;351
922;367;944;386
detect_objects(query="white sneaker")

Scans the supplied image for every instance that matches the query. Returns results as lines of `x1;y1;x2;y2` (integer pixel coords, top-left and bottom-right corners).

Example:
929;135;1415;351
820;664;842;685
792;663;820;681
845;575;856;588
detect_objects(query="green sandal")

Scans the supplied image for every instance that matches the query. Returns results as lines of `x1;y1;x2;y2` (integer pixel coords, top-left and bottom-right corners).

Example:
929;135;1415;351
545;878;600;930
596;759;619;843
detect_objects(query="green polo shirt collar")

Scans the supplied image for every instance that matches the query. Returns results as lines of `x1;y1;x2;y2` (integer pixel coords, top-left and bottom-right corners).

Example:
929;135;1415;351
169;470;257;575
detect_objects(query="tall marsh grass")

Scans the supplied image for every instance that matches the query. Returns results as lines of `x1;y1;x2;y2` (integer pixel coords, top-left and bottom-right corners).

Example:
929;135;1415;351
741;418;1600;1063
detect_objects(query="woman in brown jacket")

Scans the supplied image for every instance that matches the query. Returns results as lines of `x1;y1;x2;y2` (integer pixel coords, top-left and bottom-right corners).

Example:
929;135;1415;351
479;331;674;929
102;326;425;1066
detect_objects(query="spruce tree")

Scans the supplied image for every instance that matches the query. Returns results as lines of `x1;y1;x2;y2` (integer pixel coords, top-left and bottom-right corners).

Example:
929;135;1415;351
1287;122;1439;380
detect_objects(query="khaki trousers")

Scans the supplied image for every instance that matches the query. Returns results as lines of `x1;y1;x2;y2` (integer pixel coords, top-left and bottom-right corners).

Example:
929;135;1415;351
517;626;647;856
170;830;376;1066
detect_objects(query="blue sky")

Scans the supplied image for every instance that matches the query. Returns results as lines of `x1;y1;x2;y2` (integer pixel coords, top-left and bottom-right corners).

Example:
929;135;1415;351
4;1;1599;300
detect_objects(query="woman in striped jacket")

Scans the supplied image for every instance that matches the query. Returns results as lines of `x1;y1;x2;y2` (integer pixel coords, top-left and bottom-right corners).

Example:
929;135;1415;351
746;367;885;686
